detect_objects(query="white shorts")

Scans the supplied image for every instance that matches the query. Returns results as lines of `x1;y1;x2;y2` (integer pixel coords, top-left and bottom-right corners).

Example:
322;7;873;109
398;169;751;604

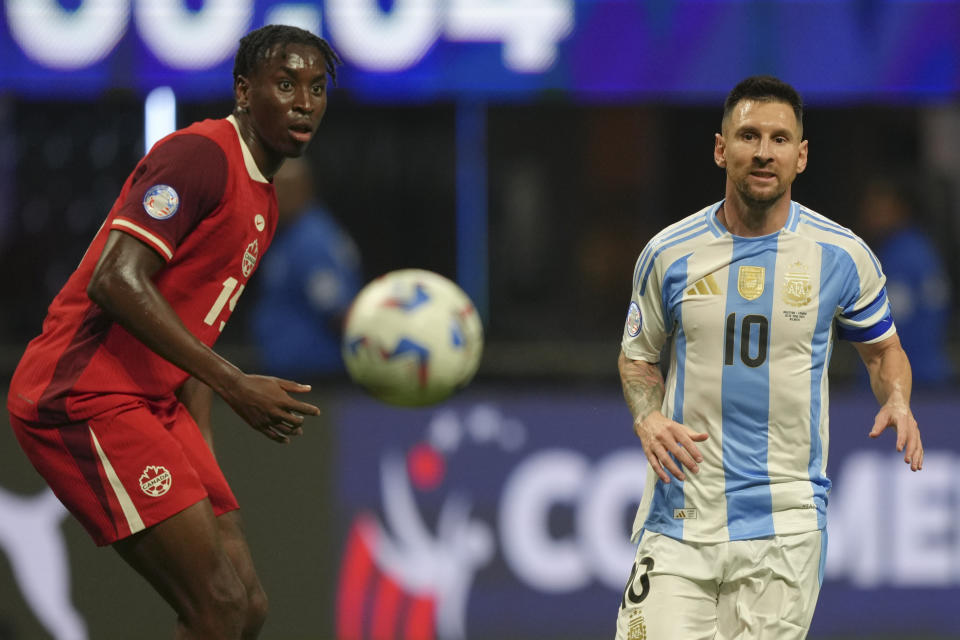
615;529;826;640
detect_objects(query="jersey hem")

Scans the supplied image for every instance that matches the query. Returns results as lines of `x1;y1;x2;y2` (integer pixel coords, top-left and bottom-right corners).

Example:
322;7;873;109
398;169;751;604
635;521;826;544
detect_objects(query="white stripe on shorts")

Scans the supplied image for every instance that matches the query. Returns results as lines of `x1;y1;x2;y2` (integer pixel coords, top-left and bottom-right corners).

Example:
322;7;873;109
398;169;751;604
89;426;145;535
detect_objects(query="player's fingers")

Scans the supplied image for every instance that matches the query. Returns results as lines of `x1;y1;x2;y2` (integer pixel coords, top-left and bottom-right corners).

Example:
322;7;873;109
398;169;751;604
656;449;686;482
289;400;321;416
663;426;702;468
260;425;290;444
677;432;705;464
278;378;313;393
274;409;304;427
666;440;700;473
273;417;305;435
868;413;888;438
895;425;907;452
905;435;922;470
644;445;673;483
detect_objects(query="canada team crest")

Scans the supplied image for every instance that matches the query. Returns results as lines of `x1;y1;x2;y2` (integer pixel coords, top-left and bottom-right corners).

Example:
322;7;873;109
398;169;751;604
139;465;172;497
242;239;259;277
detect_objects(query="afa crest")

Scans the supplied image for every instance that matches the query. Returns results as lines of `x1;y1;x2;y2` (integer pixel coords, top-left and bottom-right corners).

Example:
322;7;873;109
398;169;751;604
627;610;647;640
783;261;813;307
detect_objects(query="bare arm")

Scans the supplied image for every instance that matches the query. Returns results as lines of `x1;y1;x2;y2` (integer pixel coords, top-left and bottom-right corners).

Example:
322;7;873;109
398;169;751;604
618;350;707;483
852;334;923;471
88;231;319;443
176;377;215;452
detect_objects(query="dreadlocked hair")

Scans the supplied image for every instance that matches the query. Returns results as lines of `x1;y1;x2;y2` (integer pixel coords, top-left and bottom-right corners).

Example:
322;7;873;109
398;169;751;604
233;24;342;86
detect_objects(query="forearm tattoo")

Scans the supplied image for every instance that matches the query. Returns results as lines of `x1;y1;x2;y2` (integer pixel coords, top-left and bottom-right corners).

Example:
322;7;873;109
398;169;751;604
621;362;665;422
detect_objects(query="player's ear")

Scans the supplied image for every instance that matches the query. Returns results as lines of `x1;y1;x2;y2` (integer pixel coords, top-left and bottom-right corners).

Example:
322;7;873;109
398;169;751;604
234;75;251;112
796;139;809;174
714;133;726;168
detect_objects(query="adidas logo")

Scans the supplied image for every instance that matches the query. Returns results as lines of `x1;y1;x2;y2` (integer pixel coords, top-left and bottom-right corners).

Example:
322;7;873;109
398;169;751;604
686;274;721;296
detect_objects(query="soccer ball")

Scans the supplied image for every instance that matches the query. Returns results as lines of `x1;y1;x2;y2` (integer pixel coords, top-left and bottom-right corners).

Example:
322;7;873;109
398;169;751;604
342;269;484;407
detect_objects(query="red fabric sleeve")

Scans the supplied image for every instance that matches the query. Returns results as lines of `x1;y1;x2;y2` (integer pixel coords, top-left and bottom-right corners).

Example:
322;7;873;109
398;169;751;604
110;134;228;261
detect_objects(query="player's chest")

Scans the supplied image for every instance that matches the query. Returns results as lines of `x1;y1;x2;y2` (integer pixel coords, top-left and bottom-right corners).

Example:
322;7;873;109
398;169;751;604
195;184;277;281
670;242;833;342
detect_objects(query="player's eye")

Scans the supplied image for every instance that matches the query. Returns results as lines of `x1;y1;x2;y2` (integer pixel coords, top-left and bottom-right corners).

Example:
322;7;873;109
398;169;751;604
279;80;293;91
312;84;325;96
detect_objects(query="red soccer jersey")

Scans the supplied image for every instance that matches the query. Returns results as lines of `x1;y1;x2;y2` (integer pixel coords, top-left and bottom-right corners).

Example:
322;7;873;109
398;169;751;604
8;117;277;423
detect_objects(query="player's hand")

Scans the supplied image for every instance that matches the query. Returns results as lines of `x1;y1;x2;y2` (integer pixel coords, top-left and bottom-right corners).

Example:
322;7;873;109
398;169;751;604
221;374;321;444
634;412;708;483
869;402;923;471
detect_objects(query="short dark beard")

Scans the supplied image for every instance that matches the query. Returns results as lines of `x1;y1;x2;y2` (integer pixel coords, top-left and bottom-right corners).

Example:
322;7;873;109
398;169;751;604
733;180;787;230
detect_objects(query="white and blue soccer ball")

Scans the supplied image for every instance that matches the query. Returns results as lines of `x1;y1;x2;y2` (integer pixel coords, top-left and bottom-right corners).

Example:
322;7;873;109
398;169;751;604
342;269;484;407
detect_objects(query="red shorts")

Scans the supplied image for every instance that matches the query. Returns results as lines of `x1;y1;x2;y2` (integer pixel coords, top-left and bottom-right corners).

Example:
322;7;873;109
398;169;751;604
9;401;238;546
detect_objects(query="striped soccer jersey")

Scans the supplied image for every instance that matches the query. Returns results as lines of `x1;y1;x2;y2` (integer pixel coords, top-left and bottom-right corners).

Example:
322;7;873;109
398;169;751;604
622;200;894;543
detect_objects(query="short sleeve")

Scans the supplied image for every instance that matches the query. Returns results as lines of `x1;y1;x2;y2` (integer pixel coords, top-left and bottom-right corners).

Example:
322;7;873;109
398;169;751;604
834;241;896;344
110;134;228;261
621;241;671;362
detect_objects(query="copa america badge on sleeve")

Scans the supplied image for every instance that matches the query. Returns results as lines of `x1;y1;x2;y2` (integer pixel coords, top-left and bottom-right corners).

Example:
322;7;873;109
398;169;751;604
142;184;180;220
626;301;642;337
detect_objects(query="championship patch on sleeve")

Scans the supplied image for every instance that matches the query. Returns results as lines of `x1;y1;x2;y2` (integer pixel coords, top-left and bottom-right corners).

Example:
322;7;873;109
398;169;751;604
625;301;642;337
142;184;180;220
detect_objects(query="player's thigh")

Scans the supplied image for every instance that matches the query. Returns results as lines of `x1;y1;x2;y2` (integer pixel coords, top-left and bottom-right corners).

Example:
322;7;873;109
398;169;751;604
113;499;244;614
169;402;239;517
717;530;824;640
615;532;719;640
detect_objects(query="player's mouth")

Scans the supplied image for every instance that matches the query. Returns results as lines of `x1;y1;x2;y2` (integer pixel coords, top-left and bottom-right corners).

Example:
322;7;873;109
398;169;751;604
288;121;313;143
750;170;777;182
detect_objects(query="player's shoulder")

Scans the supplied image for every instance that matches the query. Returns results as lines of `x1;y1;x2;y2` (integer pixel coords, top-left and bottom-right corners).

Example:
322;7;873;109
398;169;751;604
148;121;230;161
647;203;717;250
791;202;882;274
148;118;234;158
133;122;232;202
632;203;719;291
177;117;234;141
643;203;719;262
792;202;868;251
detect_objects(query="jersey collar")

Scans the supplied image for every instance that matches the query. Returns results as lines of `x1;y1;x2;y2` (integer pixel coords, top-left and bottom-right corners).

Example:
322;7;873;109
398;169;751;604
226;115;270;184
708;199;801;236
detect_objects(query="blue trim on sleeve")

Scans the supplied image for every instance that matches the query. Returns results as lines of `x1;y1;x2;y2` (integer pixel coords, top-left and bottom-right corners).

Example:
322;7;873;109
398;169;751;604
841;288;887;322
837;314;894;342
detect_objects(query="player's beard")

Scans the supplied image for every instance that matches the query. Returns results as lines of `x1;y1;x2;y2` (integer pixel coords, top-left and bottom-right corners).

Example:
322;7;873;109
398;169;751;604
734;174;788;211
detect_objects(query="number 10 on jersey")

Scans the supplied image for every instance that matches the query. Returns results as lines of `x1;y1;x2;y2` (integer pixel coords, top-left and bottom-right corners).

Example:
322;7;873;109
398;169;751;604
724;313;769;368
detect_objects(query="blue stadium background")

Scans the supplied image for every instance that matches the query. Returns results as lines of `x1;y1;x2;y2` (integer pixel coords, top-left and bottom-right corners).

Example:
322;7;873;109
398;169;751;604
1;1;959;639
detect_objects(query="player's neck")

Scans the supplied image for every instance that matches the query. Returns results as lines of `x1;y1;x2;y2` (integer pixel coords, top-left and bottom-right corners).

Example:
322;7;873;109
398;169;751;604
233;110;284;179
720;191;791;237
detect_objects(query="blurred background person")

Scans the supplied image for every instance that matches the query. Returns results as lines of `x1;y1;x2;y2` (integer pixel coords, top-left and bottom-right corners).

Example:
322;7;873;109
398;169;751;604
250;156;363;380
856;175;955;388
